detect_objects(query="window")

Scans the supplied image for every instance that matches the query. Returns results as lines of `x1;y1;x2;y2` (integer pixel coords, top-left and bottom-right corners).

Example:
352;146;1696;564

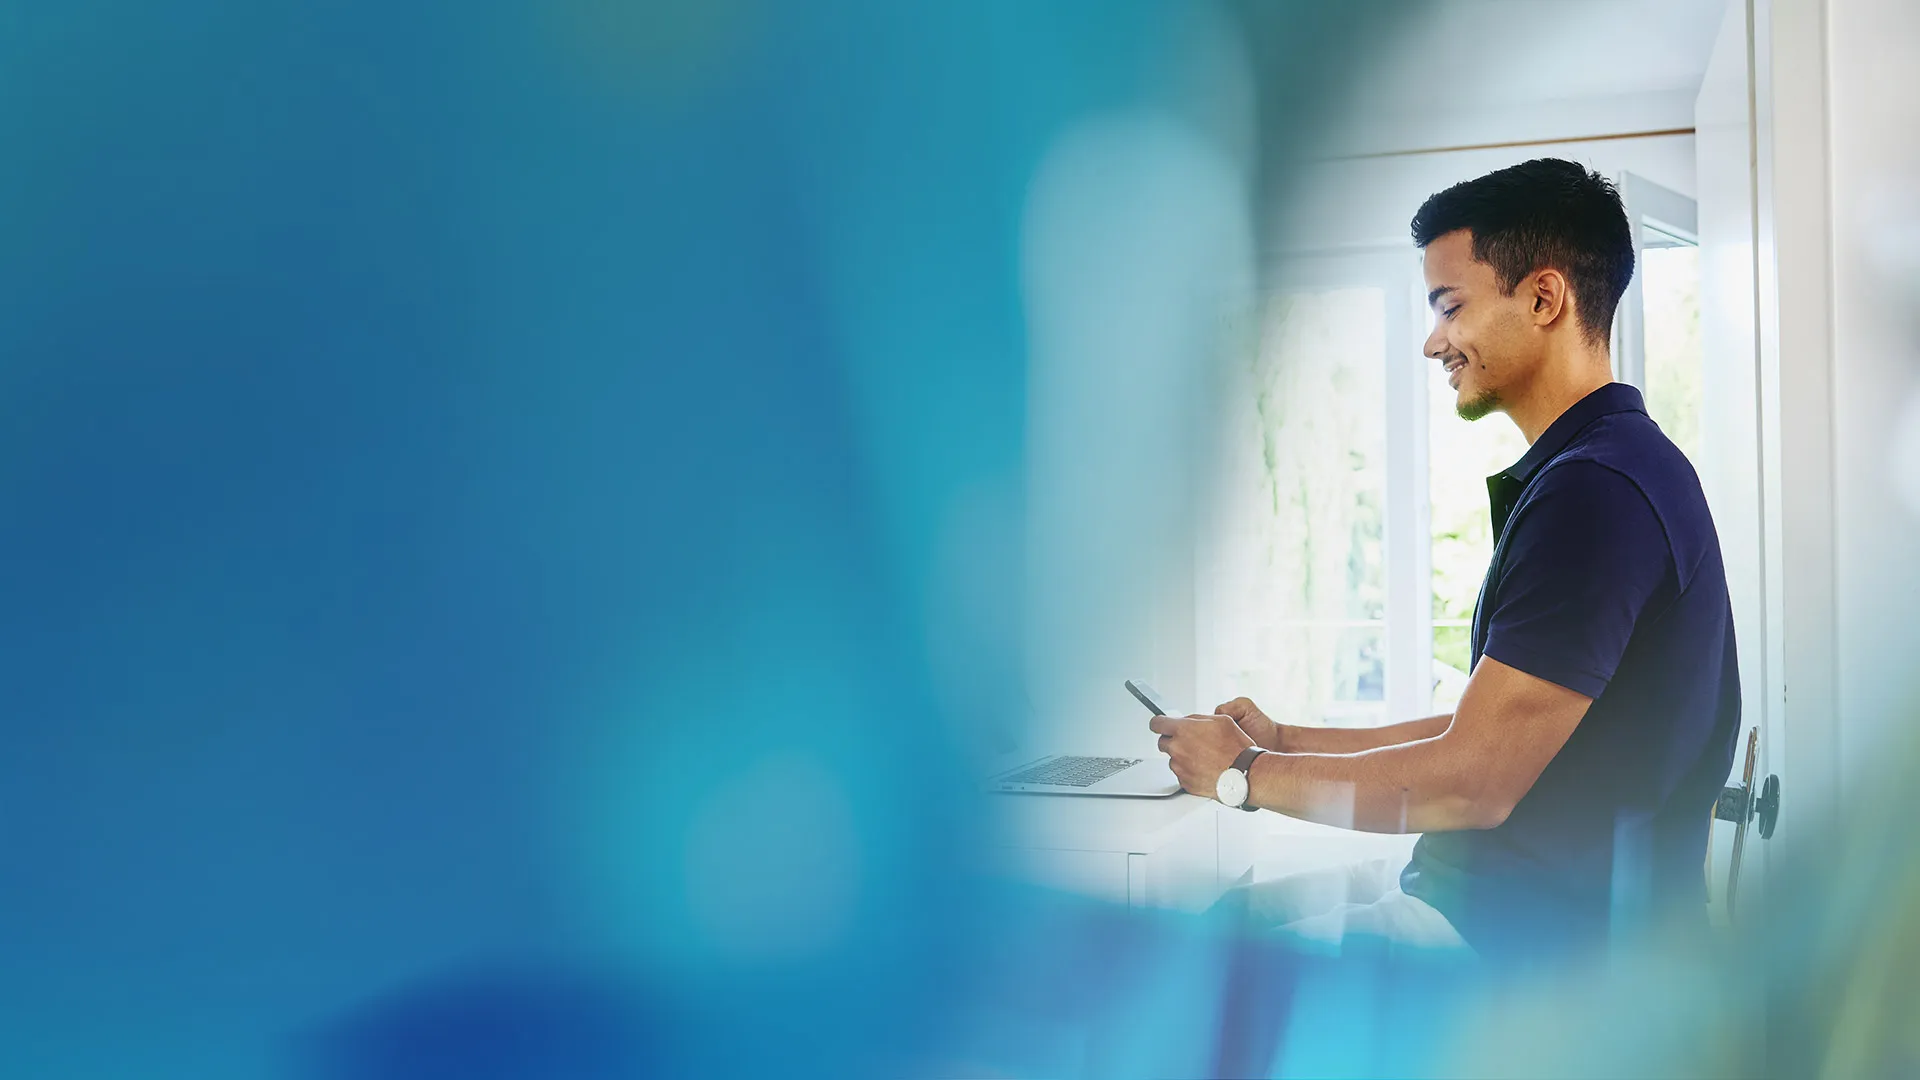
1425;308;1527;710
1641;232;1703;463
1200;191;1703;727
1617;172;1703;464
1198;285;1389;728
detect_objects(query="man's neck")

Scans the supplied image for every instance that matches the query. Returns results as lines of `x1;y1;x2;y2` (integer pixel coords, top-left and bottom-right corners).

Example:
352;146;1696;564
1505;355;1614;444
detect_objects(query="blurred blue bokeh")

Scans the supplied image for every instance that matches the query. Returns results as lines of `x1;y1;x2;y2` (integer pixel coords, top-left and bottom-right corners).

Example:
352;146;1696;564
32;2;1873;1078
0;1;1375;1075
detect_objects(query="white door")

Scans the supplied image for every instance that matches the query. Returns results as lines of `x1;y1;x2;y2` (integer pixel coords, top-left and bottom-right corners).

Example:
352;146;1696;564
1691;0;1774;925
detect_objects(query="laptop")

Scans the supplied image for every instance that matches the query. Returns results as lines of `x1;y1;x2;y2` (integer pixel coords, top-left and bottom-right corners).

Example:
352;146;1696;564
984;680;1184;797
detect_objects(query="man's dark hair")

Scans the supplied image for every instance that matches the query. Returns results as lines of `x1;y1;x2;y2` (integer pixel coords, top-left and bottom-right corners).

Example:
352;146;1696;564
1410;158;1635;343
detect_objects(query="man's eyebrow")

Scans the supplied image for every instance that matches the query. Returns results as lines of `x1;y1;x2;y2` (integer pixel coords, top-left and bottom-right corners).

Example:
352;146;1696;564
1427;285;1457;307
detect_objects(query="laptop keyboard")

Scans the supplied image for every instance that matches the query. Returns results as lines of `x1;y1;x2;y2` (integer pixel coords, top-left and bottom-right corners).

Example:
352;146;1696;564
1000;756;1141;788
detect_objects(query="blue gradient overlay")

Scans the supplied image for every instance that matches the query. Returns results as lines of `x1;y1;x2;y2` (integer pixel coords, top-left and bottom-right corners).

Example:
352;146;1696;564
4;2;1914;1077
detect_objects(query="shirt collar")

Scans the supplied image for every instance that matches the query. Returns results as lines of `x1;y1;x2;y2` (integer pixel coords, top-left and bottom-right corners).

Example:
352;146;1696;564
1498;382;1648;485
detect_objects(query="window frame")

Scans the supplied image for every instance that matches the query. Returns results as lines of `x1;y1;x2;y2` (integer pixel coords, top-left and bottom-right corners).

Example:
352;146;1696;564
1614;171;1701;392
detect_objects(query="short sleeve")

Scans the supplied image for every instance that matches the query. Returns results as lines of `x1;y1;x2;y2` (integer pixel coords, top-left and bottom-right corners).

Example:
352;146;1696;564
1480;462;1674;699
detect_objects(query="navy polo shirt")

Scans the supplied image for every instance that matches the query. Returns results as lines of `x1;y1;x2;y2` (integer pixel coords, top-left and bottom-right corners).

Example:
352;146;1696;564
1399;383;1741;959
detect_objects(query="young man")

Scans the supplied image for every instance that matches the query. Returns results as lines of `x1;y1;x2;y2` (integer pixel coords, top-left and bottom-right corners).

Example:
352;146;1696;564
1154;159;1741;960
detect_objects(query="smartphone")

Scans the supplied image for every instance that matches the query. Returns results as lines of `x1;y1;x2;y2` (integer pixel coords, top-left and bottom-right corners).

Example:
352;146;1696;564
1125;679;1176;717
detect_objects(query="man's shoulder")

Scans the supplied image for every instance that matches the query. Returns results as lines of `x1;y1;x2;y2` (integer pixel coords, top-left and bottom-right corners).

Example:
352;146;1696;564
1504;459;1674;583
1540;415;1708;519
1532;414;1724;584
1552;411;1698;494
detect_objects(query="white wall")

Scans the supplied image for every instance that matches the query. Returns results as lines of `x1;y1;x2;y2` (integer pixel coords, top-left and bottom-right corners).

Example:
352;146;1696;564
1318;0;1724;163
1274;136;1697;255
1824;0;1920;790
1273;133;1696;255
1710;0;1920;883
1268;66;1703;253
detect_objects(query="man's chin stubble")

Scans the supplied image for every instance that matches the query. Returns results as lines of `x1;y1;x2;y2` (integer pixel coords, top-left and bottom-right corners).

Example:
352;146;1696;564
1457;389;1501;421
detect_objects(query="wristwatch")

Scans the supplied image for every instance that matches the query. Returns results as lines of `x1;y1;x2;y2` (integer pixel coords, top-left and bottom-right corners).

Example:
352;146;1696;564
1215;747;1265;811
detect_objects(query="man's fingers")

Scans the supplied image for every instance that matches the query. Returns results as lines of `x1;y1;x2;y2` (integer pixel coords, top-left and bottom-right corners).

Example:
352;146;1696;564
1216;697;1253;718
1157;734;1171;754
1147;714;1182;736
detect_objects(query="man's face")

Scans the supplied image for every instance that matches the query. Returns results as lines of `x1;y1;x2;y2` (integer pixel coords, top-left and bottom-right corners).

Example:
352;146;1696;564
1420;229;1541;421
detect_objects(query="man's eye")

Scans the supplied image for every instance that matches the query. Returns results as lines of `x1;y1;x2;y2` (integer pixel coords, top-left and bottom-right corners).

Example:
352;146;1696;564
1443;306;1461;319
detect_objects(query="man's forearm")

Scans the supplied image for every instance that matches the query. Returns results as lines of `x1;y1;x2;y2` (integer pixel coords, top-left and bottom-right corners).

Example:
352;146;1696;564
1245;731;1498;834
1271;713;1453;755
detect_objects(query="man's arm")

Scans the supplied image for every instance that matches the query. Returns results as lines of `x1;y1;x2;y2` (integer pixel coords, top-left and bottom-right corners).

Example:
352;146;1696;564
1216;696;1451;755
1246;656;1591;832
1155;657;1592;832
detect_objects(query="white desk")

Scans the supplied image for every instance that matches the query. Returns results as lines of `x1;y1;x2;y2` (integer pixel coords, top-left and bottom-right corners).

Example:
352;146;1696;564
986;792;1258;912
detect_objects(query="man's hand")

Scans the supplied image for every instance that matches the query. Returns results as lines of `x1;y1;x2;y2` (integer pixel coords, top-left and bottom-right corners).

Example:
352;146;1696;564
1215;697;1284;752
1149;712;1255;801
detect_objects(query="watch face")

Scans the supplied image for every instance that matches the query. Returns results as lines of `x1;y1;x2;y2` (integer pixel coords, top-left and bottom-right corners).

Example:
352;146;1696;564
1216;767;1248;808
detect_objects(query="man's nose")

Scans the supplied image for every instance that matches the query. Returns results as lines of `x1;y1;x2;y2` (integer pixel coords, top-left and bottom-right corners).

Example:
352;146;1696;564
1423;326;1447;360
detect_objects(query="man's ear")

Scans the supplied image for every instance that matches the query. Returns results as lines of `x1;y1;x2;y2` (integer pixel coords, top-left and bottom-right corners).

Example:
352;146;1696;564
1529;269;1570;328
